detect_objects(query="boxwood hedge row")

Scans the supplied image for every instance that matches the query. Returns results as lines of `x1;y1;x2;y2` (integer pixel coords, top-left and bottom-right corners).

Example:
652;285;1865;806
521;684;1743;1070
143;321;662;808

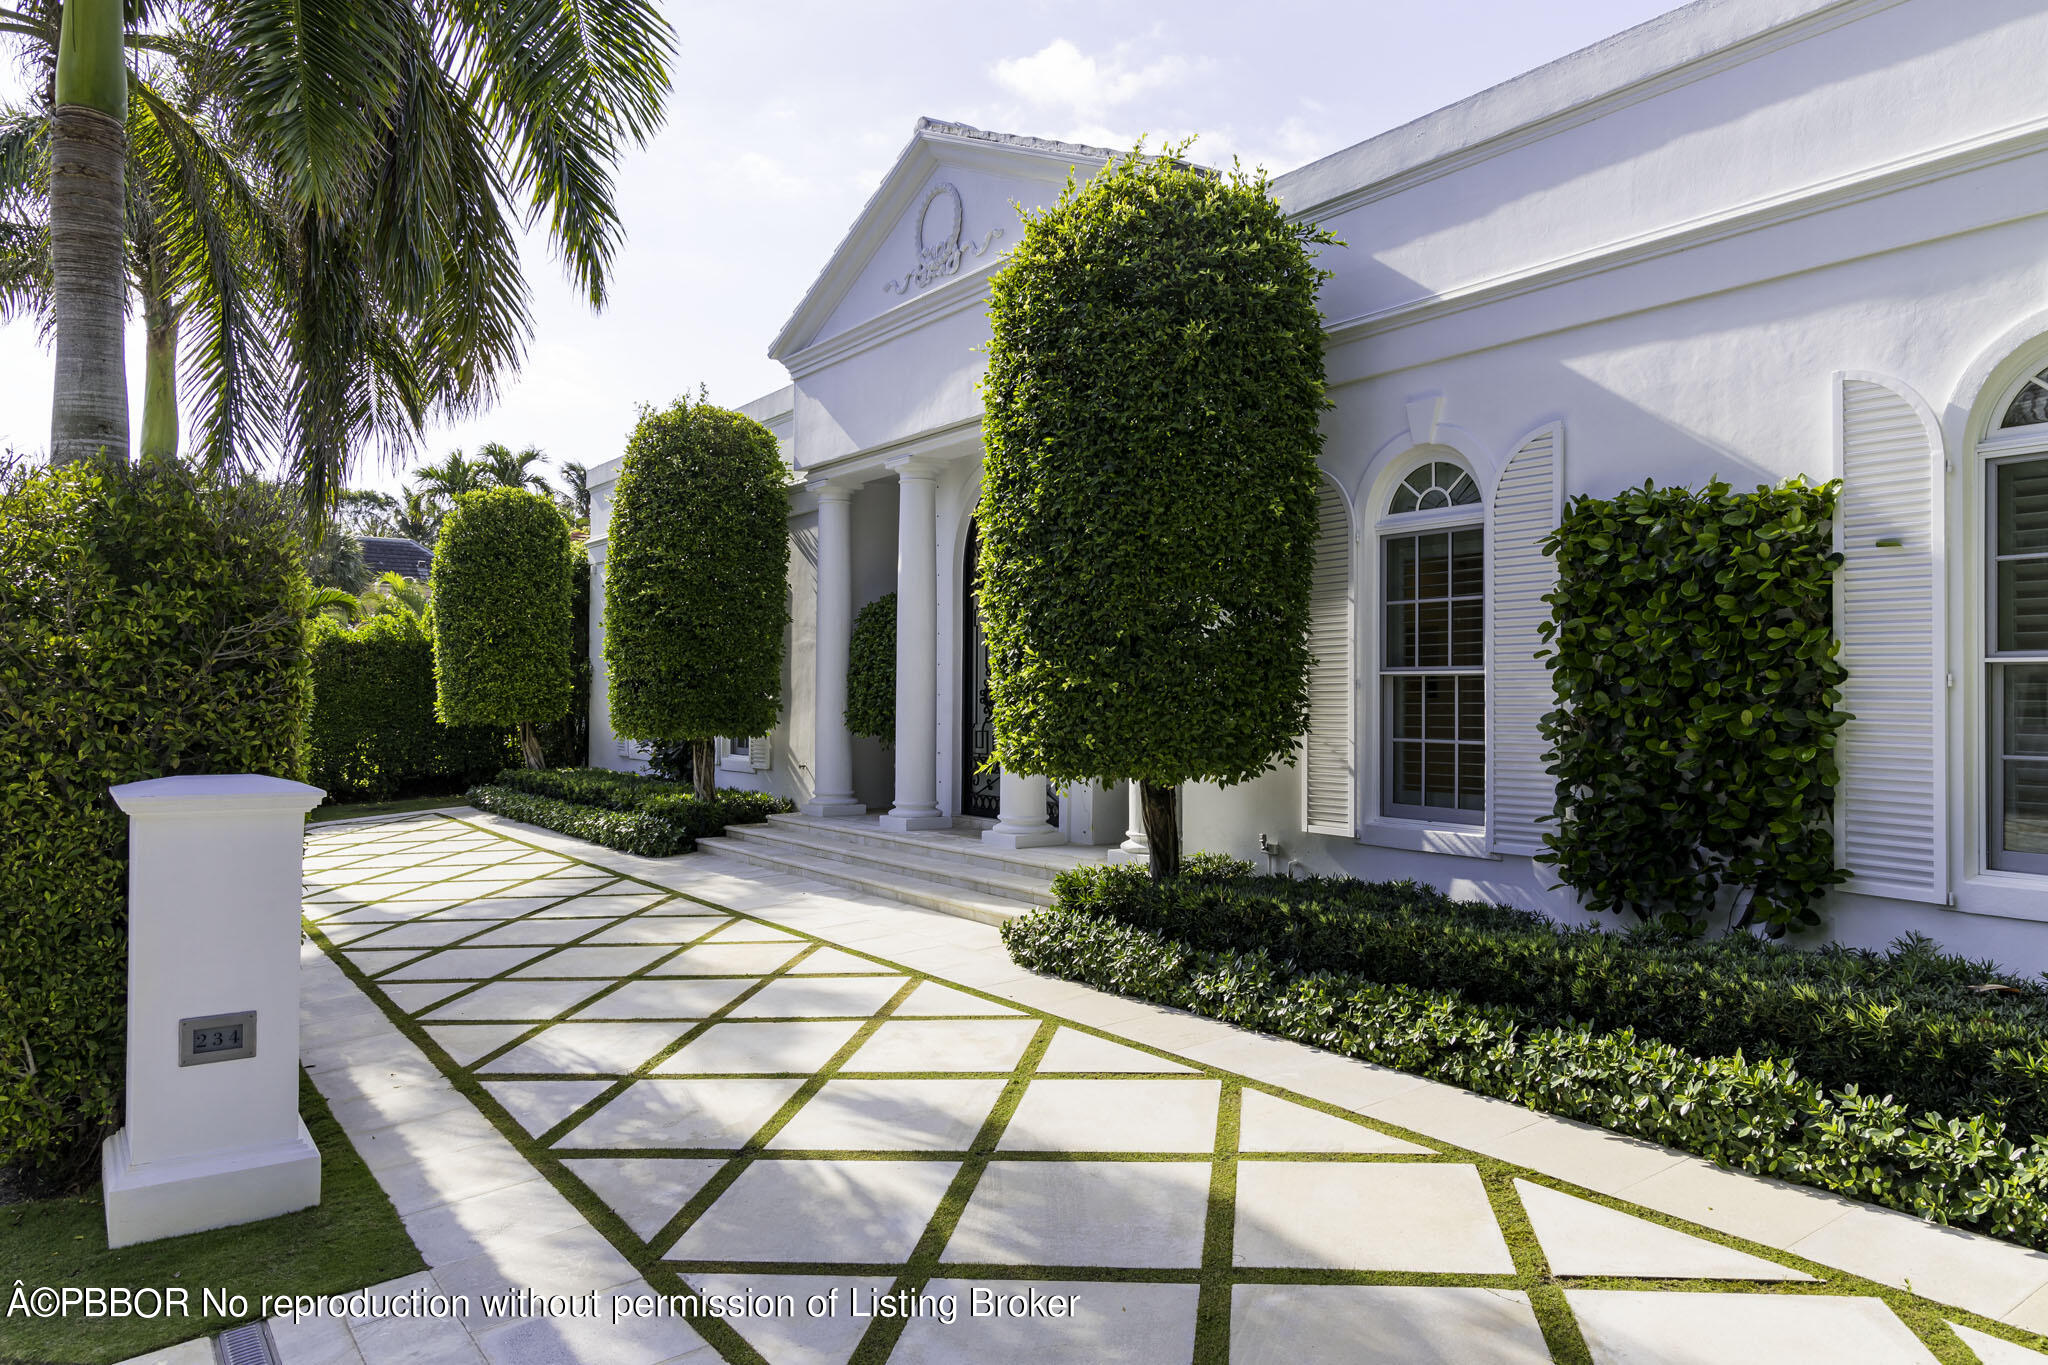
1047;865;2048;1142
467;767;791;855
1002;903;2048;1250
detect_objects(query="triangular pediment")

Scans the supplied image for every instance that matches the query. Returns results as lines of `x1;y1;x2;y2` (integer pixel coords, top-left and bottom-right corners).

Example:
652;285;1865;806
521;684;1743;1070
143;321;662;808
768;119;1119;363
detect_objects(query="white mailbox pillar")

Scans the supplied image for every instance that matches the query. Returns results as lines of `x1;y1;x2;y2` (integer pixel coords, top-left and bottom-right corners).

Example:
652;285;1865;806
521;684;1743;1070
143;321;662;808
102;774;326;1247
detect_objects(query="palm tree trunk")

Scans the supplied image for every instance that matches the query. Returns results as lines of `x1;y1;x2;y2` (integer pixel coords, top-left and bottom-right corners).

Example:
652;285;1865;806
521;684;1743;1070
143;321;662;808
140;312;179;461
49;0;129;467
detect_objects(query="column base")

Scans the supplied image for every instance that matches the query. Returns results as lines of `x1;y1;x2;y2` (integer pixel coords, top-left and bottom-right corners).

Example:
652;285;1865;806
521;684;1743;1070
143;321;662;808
982;825;1066;849
801;797;867;817
1108;840;1151;865
878;809;950;832
103;1119;320;1248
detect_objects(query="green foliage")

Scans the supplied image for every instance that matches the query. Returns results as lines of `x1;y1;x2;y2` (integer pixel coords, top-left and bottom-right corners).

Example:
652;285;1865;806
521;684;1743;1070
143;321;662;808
1003;904;2048;1250
468;767;791;855
431;487;574;730
605;397;790;745
307;612;514;802
1537;478;1850;933
535;546;591;766
0;455;309;1177
845;592;895;743
976;147;1333;793
1047;864;2048;1137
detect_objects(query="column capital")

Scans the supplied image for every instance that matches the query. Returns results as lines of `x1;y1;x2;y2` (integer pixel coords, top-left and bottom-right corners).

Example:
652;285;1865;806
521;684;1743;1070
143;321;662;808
806;478;856;503
884;453;943;481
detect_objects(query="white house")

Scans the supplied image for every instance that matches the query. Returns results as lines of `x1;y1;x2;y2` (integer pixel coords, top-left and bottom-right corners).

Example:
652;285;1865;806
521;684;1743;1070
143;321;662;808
589;0;2048;972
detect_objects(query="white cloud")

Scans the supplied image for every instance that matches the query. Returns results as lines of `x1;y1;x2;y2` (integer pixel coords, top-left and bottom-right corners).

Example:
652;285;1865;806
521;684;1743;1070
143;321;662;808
992;39;1203;120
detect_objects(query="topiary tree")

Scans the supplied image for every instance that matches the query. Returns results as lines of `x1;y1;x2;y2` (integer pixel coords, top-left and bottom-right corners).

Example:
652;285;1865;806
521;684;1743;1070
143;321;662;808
431;486;573;768
845;592;896;744
605;397;790;801
978;146;1333;880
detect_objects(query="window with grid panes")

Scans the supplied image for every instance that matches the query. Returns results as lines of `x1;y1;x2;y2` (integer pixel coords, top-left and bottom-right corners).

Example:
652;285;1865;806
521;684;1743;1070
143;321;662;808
1990;380;2048;871
1380;462;1484;823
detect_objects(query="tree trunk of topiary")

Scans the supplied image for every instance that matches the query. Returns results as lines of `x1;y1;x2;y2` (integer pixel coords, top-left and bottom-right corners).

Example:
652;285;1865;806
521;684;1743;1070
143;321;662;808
691;738;716;803
1140;780;1180;882
519;721;545;769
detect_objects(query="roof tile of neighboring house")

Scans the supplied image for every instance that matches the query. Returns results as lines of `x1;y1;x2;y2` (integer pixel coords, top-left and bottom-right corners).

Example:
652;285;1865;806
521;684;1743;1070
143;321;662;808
361;537;433;581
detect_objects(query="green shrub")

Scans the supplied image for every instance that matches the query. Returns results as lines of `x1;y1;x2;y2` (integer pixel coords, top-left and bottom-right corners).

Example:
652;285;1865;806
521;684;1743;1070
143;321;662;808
477;766;791;844
465;786;697;856
308;612;514;801
604;398;790;799
1002;907;2048;1250
1538;478;1849;932
1047;864;2048;1139
978;146;1334;878
432;487;574;767
845;592;895;743
534;546;591;767
0;455;310;1179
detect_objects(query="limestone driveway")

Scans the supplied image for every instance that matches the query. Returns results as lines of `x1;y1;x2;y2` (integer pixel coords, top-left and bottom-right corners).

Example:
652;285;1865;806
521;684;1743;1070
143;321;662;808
288;810;2048;1365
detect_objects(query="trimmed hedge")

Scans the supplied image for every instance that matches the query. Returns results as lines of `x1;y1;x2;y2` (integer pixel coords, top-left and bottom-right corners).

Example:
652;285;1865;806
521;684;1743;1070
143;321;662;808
1538;478;1849;933
308;612;514;802
1002;905;2048;1249
467;767;791;854
1048;865;2048;1139
845;592;895;743
432;488;574;760
1;456;311;1179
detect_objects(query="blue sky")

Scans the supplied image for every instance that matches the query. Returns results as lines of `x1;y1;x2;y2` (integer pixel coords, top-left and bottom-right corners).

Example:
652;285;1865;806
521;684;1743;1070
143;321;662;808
0;0;1684;495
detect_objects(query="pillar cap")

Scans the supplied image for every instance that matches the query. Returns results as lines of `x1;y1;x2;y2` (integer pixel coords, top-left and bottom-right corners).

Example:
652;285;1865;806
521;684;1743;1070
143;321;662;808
111;774;327;818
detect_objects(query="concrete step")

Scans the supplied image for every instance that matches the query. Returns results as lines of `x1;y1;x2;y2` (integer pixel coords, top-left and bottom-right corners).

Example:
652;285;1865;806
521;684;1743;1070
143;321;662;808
722;821;1060;906
695;839;1042;927
761;813;1105;882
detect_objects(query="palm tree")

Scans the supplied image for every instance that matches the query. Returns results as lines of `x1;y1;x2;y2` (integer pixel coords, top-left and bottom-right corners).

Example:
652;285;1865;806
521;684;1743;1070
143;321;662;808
476;441;551;495
5;0;675;499
412;450;485;504
306;585;359;622
391;486;444;545
557;459;590;525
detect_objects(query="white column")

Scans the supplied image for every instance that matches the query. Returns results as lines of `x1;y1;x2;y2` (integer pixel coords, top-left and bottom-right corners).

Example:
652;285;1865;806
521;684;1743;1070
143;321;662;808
984;769;1063;848
1110;780;1151;863
880;456;948;830
103;775;326;1247
803;482;865;815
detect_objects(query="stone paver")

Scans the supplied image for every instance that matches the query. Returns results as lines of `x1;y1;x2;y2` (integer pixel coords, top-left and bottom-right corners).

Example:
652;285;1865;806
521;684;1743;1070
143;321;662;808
193;809;2048;1365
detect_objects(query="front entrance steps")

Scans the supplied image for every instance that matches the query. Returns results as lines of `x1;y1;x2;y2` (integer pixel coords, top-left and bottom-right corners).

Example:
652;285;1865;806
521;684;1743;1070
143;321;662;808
697;812;1114;926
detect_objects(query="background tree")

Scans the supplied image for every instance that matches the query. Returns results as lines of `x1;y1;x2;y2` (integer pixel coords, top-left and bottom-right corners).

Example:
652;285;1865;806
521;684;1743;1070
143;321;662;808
412;450;485;504
476;441;551;495
556;459;590;527
978;147;1333;880
431;487;571;768
605;398;789;801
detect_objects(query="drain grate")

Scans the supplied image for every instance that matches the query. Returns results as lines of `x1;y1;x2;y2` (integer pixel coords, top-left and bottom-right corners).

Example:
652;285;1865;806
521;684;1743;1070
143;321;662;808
215;1321;279;1365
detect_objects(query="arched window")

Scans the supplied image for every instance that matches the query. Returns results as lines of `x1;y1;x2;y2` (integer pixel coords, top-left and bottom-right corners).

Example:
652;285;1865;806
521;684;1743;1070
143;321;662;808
1989;367;2048;872
1378;458;1484;823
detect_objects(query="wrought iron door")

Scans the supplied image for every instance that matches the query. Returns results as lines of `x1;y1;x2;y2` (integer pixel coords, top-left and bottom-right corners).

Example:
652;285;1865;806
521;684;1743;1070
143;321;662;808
962;521;1001;818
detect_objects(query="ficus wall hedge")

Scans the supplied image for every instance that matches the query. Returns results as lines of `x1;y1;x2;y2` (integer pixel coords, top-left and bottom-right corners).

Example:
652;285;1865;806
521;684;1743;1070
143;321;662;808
604;398;790;799
432;487;574;768
845;592;895;743
308;611;514;802
0;455;310;1178
1537;477;1849;933
977;145;1334;878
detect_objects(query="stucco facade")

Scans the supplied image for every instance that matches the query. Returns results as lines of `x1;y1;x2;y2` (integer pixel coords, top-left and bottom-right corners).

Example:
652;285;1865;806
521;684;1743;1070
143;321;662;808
590;0;2048;971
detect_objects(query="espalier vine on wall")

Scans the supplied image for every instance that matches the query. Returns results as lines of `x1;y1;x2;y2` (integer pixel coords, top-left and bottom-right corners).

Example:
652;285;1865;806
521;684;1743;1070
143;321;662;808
844;592;896;744
1536;477;1849;933
977;143;1333;879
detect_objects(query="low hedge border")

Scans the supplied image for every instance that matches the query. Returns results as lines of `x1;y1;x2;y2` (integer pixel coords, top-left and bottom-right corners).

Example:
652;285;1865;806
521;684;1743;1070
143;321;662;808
466;768;793;856
1052;863;2048;1138
1001;903;2048;1251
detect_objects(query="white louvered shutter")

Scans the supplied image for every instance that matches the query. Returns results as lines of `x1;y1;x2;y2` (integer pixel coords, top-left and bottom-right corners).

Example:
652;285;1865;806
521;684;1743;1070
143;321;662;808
1303;477;1355;834
751;732;773;771
1835;374;1947;902
1487;426;1563;855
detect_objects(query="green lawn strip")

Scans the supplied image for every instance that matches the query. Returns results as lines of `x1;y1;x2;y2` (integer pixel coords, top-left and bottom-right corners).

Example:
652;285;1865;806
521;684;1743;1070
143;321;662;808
309;794;474;825
0;1071;422;1365
1192;1079;1241;1363
304;815;2048;1363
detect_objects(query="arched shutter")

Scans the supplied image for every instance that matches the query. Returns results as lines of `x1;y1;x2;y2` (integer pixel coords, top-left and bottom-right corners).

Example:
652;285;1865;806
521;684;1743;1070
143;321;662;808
1835;373;1947;902
1487;425;1563;856
1303;476;1355;835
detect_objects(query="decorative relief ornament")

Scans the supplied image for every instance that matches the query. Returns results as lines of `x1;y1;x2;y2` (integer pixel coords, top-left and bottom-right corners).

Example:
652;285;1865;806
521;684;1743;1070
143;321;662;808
883;182;1002;294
